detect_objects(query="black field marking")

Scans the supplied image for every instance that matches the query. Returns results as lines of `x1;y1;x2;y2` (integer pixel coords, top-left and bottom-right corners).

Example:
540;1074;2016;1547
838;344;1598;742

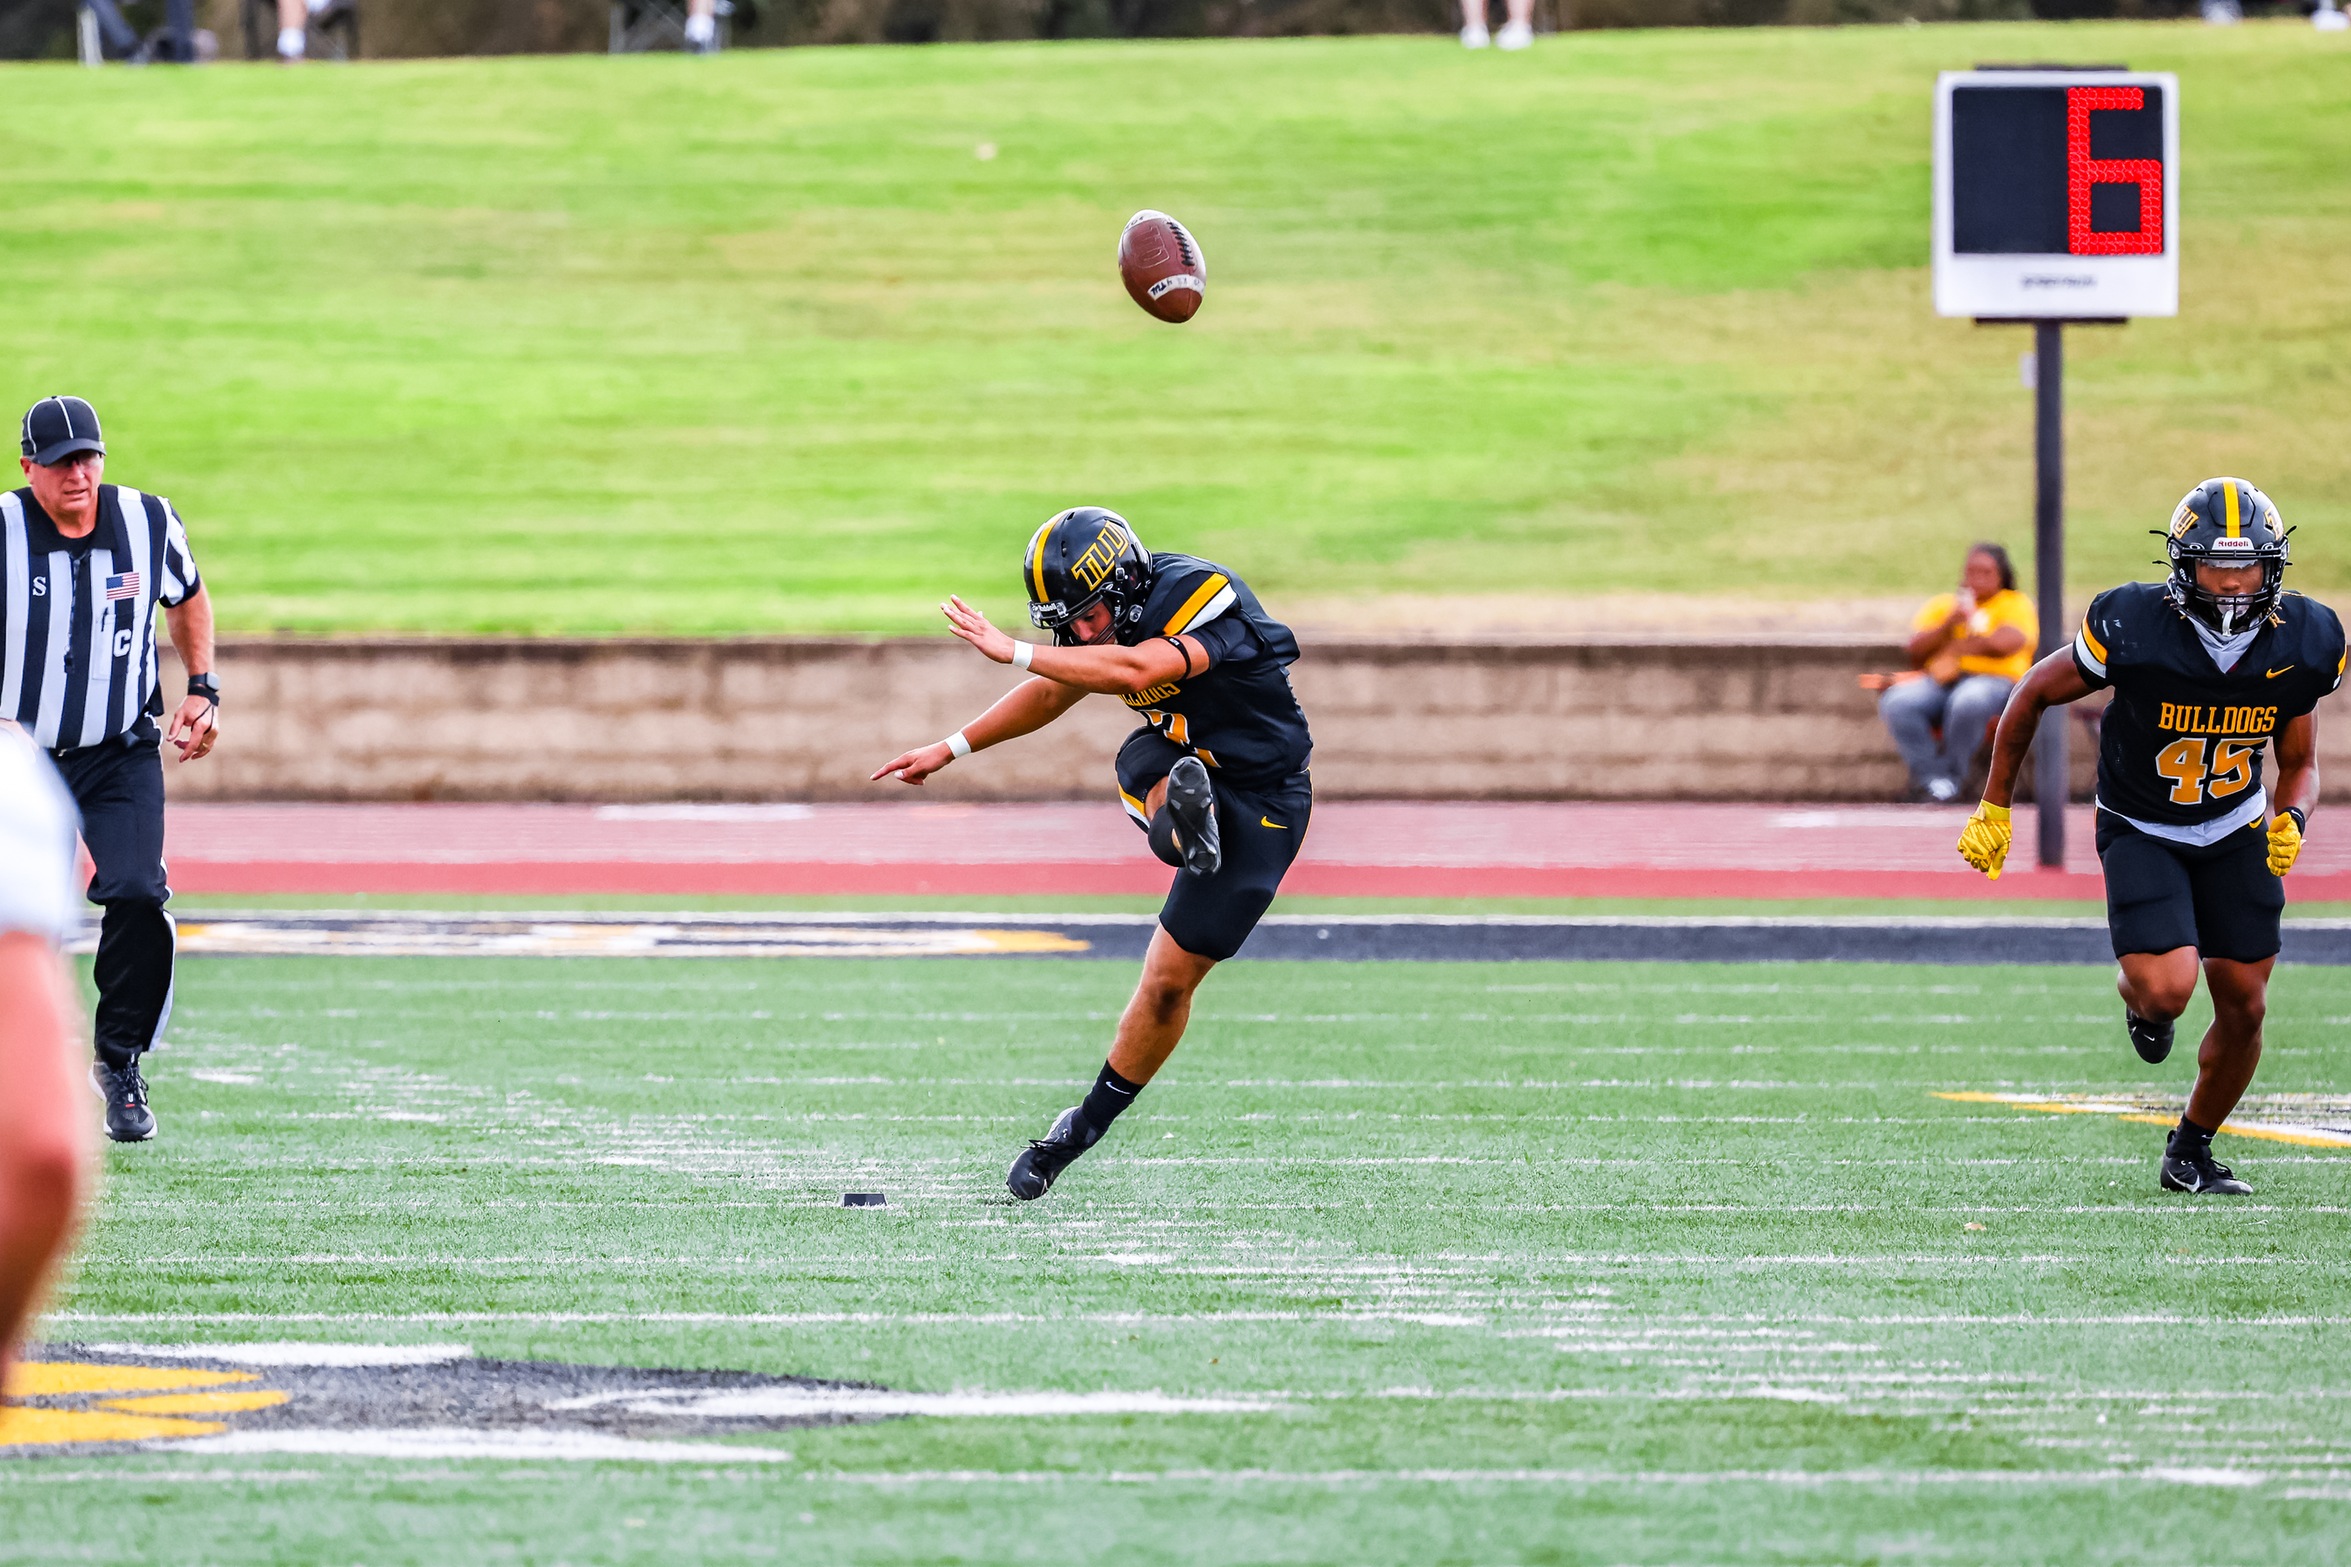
6;1344;877;1456
144;910;2351;965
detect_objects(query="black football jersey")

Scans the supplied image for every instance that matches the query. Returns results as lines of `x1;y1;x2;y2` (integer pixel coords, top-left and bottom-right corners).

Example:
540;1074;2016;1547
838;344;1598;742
2073;582;2345;828
1117;552;1312;787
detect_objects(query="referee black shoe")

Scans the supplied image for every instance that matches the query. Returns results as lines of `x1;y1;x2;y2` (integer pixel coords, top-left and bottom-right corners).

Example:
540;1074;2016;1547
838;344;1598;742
2125;1009;2174;1065
1164;756;1221;877
91;1060;157;1143
2159;1144;2251;1196
1007;1106;1098;1201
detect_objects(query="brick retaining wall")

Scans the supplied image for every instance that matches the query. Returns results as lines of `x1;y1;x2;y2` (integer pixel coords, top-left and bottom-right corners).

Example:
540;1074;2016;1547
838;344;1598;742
153;634;2185;803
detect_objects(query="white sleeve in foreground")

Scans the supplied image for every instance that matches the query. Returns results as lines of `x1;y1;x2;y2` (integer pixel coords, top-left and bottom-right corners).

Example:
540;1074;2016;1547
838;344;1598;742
0;733;81;944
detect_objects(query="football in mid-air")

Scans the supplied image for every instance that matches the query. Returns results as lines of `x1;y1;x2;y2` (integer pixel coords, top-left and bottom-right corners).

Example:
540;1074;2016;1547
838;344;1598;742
1118;210;1206;323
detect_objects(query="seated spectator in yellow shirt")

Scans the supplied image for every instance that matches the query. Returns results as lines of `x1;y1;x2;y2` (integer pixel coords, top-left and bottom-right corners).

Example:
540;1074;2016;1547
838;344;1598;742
1875;543;2037;803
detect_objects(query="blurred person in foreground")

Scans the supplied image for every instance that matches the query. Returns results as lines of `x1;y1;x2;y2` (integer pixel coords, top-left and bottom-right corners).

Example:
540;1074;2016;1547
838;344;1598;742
1868;542;2035;803
6;396;219;1146
1957;479;2343;1196
0;727;89;1383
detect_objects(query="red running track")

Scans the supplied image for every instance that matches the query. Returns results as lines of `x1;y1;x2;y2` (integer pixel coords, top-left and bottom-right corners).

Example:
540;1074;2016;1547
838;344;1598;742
155;801;2351;902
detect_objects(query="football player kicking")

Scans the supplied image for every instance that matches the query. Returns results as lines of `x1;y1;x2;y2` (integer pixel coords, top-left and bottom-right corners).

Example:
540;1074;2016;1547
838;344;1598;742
872;508;1313;1200
1958;478;2345;1196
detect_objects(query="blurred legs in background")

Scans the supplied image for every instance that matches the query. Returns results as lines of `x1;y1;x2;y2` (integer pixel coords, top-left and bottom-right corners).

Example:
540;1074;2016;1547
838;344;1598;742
1879;673;2013;803
684;0;716;51
274;0;331;57
1460;0;1533;49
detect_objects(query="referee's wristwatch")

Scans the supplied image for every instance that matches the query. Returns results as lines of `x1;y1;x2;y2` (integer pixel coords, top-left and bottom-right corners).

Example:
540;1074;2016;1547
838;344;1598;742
187;674;220;708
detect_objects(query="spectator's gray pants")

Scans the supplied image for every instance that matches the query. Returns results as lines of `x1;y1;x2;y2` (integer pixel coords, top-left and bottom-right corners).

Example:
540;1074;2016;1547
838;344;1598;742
1878;674;2014;792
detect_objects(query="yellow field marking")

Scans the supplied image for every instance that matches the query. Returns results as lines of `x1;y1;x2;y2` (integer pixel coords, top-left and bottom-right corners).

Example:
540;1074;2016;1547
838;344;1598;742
0;1406;227;1445
971;930;1091;954
99;1389;290;1415
1;1362;279;1449
1933;1092;2351;1149
5;1362;254;1397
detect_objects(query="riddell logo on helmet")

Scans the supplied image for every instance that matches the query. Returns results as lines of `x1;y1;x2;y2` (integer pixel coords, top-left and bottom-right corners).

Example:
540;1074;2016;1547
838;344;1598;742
1071;526;1131;591
2212;537;2255;552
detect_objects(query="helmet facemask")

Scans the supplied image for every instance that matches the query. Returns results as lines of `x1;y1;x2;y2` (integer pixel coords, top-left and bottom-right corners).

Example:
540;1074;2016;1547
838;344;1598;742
2160;479;2289;635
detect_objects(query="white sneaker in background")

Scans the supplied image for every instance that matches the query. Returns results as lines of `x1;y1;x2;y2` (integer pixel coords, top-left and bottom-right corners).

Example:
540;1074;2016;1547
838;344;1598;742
1496;19;1533;48
2317;0;2349;29
276;23;303;56
1925;778;1961;804
1460;23;1491;47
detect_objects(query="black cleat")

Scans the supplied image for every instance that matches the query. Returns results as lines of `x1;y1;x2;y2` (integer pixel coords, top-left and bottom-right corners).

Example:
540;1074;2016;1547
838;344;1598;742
91;1060;156;1143
1164;755;1221;877
1007;1106;1096;1201
2125;1009;2174;1065
2160;1143;2251;1195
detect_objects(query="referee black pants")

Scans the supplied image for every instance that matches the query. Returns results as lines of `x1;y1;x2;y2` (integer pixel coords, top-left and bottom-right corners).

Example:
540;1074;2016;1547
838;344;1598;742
51;735;175;1072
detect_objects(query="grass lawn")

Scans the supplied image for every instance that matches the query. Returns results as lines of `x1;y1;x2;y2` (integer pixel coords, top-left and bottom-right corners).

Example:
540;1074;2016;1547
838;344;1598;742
5;24;2350;635
10;951;2351;1562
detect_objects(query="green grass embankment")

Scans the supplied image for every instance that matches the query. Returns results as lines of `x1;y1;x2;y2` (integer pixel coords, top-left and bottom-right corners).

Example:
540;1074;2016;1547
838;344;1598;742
6;24;2349;635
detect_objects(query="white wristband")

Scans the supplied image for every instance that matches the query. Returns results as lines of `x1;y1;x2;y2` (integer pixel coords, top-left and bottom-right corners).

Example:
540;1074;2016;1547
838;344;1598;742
1011;640;1033;671
945;730;972;759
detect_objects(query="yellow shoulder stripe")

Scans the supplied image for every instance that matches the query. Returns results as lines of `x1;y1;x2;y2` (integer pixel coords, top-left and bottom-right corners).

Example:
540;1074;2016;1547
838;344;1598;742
1162;573;1229;635
1025;519;1055;603
2078;615;2108;663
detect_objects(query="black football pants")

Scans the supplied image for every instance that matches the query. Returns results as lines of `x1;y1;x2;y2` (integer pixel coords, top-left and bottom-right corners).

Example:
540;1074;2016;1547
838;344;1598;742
51;736;175;1071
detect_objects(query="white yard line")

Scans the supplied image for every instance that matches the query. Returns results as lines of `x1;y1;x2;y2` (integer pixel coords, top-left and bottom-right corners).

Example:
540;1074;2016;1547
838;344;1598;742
72;1342;474;1367
178;1428;793;1464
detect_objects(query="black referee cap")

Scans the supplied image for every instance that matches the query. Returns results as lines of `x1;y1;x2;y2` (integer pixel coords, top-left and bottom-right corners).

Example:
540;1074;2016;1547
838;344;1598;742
20;395;106;466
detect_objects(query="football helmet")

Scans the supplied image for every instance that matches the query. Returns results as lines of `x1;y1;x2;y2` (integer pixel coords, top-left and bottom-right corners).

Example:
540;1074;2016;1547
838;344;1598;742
1021;507;1153;645
2162;477;2289;633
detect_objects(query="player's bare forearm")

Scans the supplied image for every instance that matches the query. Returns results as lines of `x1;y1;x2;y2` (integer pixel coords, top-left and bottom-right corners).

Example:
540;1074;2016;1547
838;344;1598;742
870;678;1083;786
967;676;1086;748
1021;636;1197;695
164;586;214;677
939;594;1199;696
2273;711;2320;821
1979;651;2093;808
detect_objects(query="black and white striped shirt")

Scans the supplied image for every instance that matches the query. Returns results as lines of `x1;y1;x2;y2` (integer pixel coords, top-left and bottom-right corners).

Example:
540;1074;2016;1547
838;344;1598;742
2;484;202;751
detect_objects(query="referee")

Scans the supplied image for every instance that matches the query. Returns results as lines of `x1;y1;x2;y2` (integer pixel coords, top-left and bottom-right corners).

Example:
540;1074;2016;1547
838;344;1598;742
4;396;219;1144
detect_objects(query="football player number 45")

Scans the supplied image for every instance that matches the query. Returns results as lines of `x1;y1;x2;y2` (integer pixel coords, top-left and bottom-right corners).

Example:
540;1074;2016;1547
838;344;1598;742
2156;737;2258;806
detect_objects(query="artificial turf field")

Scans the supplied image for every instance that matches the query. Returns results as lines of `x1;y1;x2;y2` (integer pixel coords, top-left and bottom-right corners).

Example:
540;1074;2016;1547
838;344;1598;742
8;23;2351;633
11;950;2351;1563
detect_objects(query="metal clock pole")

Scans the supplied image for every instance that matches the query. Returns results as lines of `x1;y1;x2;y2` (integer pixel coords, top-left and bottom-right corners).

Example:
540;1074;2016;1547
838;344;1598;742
2032;320;2066;869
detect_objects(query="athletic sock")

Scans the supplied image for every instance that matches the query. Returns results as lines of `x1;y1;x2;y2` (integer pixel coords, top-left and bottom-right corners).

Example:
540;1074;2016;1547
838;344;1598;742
2169;1114;2216;1156
682;12;715;42
277;24;303;55
1078;1061;1144;1141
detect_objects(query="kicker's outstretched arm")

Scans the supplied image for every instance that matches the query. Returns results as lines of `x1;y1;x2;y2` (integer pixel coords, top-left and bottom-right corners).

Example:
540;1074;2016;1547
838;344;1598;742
940;596;1201;697
871;676;1086;786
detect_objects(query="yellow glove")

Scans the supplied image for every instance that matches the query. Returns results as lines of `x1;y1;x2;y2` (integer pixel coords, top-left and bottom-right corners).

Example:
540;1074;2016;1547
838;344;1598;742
2268;810;2305;878
1956;800;2012;880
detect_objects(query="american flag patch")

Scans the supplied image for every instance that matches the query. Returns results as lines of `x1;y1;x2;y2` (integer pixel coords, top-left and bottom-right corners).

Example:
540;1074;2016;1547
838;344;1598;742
104;572;141;602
